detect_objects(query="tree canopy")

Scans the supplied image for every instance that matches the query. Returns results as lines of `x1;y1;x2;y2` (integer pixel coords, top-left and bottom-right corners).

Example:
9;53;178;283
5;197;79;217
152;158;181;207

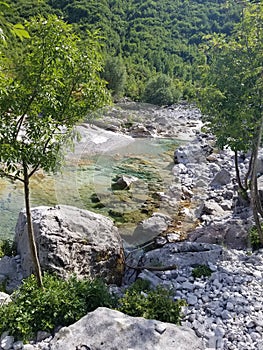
4;0;243;103
198;2;263;244
0;14;110;286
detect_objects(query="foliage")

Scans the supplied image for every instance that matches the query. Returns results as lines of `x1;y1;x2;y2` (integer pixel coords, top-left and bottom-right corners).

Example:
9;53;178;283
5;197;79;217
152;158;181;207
0;14;110;180
197;2;263;244
0;239;16;257
192;265;212;279
101;56;127;98
249;225;261;251
118;281;186;324
0;2;29;42
5;0;242;102
126;278;151;293
0;273;116;342
142;73;183;106
0;15;110;286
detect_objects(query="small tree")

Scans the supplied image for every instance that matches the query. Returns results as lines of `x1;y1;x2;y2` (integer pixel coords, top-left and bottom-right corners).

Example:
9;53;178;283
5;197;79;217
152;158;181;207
198;2;263;244
101;56;127;99
0;15;110;287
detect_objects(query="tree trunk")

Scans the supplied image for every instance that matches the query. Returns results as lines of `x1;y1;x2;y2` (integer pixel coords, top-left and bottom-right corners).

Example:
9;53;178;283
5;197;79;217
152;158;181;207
234;150;247;192
23;161;43;288
234;150;251;208
250;125;263;246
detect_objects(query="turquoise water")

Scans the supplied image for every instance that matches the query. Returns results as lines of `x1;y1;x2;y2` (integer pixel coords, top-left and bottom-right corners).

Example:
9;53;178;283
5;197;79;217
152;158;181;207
0;138;182;240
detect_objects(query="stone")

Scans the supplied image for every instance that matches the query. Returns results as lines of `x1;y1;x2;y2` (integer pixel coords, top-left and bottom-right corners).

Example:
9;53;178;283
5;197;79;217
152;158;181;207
0;292;11;306
139;242;223;270
22;345;35;350
0;335;14;350
226;302;234;311
221;310;232;320
36;331;52;342
71;124;134;158
49;307;204;350
112;175;139;190
13;341;24;350
15;205;124;285
129;123;152;137
210;169;231;187
200;201;226;216
187;294;198;306
0;257;23;292
188;219;250;249
131;213;172;246
180;281;194;291
137;270;164;288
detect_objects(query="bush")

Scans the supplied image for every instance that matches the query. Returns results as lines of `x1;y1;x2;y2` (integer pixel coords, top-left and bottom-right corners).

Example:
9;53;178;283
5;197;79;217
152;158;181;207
0;239;16;257
249;226;261;250
142;74;183;106
118;281;186;324
0;273;116;342
192;265;212;279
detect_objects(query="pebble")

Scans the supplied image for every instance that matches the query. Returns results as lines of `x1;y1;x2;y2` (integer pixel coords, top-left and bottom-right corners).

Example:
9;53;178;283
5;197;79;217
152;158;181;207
179;249;263;349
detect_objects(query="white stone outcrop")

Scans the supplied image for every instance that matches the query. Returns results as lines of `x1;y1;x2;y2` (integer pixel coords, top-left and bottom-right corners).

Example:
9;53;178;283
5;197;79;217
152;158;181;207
15;205;124;285
49;307;204;350
0;292;11;306
130;213;172;246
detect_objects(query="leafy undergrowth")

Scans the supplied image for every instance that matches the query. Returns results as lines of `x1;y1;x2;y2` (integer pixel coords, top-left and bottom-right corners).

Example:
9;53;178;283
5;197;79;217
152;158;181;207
118;279;186;324
0;273;116;342
0;274;186;342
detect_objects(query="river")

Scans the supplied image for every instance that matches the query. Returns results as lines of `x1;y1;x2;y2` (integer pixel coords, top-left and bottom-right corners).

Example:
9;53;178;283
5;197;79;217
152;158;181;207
0;136;183;240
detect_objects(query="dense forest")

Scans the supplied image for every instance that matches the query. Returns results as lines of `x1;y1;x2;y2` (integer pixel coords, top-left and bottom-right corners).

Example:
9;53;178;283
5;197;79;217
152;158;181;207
4;0;243;103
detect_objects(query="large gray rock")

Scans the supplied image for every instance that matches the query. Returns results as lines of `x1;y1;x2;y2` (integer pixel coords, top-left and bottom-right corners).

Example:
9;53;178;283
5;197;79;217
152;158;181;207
139;242;223;269
0;256;23;293
15;205;124;285
49;307;204;350
210;169;231;187
188;218;252;249
129;213;172;246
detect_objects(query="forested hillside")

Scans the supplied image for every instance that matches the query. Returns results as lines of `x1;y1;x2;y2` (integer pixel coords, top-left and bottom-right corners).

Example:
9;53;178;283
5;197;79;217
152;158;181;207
5;0;242;103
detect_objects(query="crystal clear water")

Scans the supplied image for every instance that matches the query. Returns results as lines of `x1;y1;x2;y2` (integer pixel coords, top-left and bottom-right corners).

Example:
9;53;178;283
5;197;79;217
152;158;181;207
0;138;183;240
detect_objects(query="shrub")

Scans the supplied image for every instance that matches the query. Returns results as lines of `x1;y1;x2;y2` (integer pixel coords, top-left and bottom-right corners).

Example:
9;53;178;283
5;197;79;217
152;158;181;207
0;273;116;342
0;239;16;257
192;265;212;279
127;278;151;293
249;226;261;250
142;74;183;106
118;281;186;324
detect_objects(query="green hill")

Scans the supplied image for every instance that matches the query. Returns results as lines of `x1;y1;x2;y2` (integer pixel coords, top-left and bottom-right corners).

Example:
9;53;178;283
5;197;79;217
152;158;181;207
6;0;242;103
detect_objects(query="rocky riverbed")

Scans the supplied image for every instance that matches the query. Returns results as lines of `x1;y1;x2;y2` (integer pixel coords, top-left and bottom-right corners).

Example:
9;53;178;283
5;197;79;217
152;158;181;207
124;242;263;350
0;101;263;350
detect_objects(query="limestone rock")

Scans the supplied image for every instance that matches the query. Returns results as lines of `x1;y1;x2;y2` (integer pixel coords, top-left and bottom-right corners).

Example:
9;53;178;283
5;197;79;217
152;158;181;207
112;174;139;190
210;169;231;187
0;292;11;306
201;201;225;216
139;242;223;269
49;307;204;350
15;205;124;285
0;256;23;293
131;213;172;246
129;123;153;137
188;218;252;249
